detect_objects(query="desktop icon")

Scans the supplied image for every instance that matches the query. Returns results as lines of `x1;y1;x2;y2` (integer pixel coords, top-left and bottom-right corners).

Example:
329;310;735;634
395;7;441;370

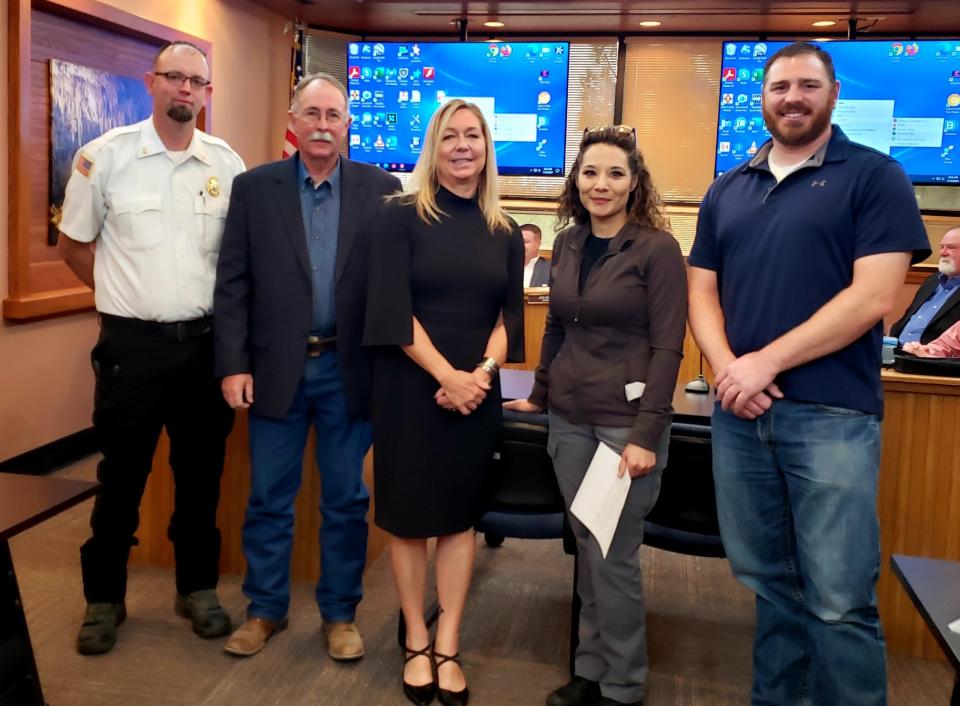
719;118;732;130
348;66;361;79
725;43;737;56
385;67;398;81
398;90;409;103
361;44;372;56
349;89;360;101
945;120;957;133
738;68;751;81
361;112;372;126
373;67;385;81
722;93;734;105
753;43;767;58
349;43;359;56
373;43;385;57
374;134;384;148
410;90;421;103
718;141;731;154
539;70;550;83
385;136;398;149
374;90;384;102
734;117;747;131
397;45;409;59
386;112;397;125
361;90;372;101
350;134;360;147
423;67;436;80
410;114;422;128
554;45;564;56
411;44;421;57
410;136;422;149
398;67;409;80
500;44;513;57
752;68;764;81
361;67;373;80
740;44;752;55
905;42;920;56
723;67;737;82
890;42;904;56
537;91;551;105
736;93;749;105
488;44;500;58
410;68;422;80
526;44;540;59
948;94;960;107
374;112;386;126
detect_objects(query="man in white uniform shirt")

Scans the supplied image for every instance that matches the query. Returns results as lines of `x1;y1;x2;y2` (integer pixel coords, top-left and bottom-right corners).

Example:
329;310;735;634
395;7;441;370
57;41;245;655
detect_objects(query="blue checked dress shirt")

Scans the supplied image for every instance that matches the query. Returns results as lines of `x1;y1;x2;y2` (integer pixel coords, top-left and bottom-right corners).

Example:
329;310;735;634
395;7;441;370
298;156;341;337
898;274;960;344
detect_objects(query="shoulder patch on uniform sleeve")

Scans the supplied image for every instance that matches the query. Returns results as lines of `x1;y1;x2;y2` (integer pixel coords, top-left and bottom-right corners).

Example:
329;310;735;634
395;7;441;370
76;152;94;177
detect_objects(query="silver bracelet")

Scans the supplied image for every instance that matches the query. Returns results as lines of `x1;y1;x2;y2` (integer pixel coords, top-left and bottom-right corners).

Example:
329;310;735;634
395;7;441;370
475;357;500;378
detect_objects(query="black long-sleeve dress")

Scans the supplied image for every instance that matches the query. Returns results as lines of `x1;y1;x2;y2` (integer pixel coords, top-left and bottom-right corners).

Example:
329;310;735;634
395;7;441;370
364;186;525;538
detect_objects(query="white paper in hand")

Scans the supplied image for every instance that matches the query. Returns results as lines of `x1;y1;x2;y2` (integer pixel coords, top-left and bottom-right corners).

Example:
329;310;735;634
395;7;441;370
570;441;631;559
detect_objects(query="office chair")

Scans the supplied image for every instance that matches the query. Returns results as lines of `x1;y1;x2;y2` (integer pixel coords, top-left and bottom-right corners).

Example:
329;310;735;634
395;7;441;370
643;421;725;558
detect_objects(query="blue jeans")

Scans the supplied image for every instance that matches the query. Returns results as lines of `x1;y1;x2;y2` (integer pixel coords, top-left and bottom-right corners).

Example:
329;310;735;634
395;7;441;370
712;399;885;706
242;353;371;622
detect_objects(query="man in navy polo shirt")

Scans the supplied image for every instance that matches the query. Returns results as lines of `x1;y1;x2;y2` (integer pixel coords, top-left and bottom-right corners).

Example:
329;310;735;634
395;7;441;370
689;42;929;705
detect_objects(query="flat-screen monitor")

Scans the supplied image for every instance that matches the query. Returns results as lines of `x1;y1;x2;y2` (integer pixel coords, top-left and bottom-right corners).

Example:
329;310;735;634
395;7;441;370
346;41;570;176
715;40;960;184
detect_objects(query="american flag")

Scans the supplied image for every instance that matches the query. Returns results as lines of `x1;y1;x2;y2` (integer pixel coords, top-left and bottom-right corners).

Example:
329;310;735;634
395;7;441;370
282;22;305;158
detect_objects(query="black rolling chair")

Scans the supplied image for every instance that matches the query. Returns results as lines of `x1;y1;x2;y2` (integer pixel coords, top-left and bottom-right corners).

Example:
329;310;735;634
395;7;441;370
475;409;566;546
643;421;725;558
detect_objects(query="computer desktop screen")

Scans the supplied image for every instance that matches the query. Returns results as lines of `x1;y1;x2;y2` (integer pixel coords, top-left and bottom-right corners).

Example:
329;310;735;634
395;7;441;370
715;40;960;184
346;41;570;176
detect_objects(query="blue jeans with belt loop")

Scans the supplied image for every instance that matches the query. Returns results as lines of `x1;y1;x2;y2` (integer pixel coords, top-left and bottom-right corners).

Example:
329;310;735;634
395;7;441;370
242;352;371;623
712;398;886;706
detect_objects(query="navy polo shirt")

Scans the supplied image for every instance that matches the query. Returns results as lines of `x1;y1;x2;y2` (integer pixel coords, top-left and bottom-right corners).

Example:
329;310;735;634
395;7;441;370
690;126;930;416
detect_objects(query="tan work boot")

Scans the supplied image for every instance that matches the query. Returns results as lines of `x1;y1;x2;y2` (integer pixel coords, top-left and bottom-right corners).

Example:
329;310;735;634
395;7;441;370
322;620;364;660
223;616;288;657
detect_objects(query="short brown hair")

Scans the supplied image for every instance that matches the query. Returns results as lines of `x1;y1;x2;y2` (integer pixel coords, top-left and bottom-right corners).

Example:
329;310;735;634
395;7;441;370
763;42;836;85
519;224;542;240
153;41;207;71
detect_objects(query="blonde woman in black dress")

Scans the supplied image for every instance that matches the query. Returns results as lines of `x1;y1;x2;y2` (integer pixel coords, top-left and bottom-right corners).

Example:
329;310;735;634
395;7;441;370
364;99;524;706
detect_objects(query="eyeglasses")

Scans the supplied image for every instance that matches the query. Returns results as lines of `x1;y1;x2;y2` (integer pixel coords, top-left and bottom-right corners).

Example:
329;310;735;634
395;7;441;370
154;71;211;89
296;108;346;125
582;124;637;145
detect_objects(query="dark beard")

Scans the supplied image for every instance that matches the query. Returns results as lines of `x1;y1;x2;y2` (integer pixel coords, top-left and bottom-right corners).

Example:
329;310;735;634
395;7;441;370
763;104;833;149
167;104;195;123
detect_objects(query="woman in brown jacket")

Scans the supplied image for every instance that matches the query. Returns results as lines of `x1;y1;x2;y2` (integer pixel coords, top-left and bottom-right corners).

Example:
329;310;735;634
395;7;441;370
505;126;686;706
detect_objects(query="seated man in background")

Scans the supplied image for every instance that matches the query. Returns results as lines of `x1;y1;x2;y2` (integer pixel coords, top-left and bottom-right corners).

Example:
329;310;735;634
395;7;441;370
521;223;551;287
890;226;960;345
903;318;960;357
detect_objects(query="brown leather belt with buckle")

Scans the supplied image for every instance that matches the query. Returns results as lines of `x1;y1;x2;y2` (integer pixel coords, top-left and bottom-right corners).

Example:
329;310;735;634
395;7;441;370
307;334;337;357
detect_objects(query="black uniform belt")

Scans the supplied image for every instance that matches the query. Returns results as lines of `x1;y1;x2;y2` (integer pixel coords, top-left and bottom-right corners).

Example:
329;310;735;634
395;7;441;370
307;334;337;357
99;313;213;342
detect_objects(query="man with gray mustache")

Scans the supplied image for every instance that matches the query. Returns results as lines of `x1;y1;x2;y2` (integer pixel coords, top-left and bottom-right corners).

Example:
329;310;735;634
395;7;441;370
214;73;400;659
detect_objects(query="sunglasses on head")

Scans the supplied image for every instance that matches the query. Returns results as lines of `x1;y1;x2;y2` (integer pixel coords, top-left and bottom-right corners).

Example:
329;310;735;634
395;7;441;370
582;124;637;146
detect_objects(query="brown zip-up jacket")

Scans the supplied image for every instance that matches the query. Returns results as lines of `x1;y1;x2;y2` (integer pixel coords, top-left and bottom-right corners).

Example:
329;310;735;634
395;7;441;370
528;221;687;449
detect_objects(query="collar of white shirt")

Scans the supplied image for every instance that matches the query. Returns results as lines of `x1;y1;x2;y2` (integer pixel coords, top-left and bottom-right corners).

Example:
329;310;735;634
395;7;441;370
137;117;212;165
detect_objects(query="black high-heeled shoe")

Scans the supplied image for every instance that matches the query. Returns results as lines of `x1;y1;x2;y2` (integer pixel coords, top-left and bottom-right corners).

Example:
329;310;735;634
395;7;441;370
403;644;437;706
432;645;469;706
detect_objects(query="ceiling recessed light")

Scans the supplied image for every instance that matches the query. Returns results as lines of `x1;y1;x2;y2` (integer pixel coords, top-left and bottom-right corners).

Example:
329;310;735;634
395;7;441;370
483;21;505;28
639;20;662;28
813;38;834;42
812;20;837;27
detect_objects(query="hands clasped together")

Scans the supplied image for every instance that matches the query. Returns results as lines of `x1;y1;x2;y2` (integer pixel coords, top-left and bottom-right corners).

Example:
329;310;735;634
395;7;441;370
435;368;492;415
715;350;784;420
